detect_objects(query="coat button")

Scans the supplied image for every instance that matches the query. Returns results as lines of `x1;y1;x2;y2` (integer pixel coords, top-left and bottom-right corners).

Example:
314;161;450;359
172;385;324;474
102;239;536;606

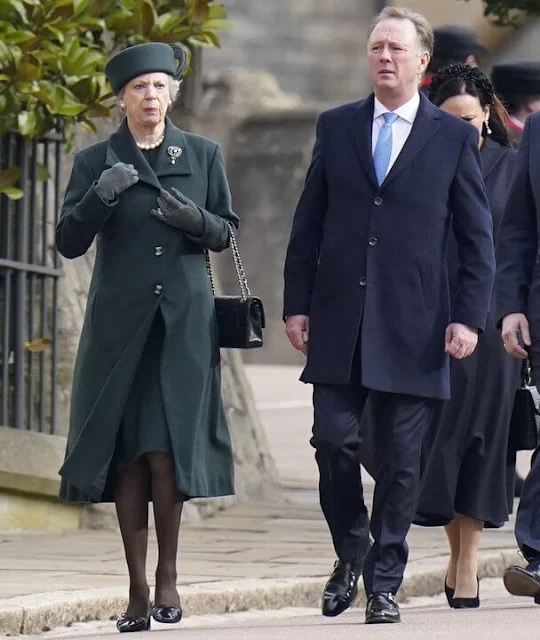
374;196;383;206
154;246;164;256
359;277;367;287
368;237;378;246
154;284;163;295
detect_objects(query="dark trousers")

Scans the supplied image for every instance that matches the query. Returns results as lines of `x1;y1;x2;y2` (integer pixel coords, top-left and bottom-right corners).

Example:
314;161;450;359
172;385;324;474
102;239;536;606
515;447;540;559
311;383;439;595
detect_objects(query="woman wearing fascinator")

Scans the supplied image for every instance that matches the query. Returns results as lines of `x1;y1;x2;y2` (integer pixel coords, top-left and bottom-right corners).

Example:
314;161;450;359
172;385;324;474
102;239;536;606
414;63;520;609
56;42;239;632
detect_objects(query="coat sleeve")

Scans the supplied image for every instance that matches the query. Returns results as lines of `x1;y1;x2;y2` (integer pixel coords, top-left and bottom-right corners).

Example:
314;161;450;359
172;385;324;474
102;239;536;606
448;128;495;331
56;151;117;259
495;116;537;324
184;144;239;252
282;114;328;318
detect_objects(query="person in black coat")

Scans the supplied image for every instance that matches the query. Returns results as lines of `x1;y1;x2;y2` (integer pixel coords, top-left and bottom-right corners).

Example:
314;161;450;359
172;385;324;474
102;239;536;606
497;110;540;604
283;7;495;625
420;25;486;93
414;64;521;609
491;61;540;145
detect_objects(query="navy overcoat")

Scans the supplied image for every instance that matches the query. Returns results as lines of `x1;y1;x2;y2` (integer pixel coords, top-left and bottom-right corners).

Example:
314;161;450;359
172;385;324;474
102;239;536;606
283;93;495;400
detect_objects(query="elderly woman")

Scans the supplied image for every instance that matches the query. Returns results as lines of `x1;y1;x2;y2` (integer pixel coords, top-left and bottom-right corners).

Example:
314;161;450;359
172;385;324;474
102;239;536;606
56;42;238;633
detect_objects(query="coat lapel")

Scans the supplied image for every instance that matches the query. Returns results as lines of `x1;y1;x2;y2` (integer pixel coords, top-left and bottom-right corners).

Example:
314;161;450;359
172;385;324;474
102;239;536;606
105;117;193;191
480;137;505;180
381;93;441;189
347;96;378;188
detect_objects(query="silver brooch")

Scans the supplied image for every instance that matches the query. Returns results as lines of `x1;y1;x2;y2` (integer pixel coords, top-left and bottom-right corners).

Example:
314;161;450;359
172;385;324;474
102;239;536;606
167;145;182;165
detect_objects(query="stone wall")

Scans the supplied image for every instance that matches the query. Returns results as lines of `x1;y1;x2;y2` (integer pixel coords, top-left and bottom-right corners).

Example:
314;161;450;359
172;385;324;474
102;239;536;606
204;0;378;103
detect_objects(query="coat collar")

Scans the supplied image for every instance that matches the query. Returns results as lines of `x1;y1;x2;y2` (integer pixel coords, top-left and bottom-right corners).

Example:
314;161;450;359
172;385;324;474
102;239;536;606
480;136;509;180
105;117;193;190
347;92;441;190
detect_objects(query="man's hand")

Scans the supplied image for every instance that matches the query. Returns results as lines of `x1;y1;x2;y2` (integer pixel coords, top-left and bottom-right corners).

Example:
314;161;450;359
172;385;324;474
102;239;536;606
445;323;478;359
501;313;530;359
285;315;309;356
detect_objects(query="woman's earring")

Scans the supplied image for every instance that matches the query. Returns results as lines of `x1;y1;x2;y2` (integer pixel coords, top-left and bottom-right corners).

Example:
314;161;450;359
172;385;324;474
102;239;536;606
119;102;126;111
485;119;492;135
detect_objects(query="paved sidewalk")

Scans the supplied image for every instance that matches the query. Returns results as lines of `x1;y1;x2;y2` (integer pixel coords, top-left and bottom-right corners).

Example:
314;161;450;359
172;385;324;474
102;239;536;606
0;365;527;635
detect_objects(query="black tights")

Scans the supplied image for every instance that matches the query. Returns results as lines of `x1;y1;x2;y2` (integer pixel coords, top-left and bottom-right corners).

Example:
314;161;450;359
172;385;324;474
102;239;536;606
115;452;183;616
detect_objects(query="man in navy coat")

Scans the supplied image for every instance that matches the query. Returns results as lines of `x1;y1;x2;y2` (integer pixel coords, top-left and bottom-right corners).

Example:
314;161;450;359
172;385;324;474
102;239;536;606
283;6;495;624
496;111;540;603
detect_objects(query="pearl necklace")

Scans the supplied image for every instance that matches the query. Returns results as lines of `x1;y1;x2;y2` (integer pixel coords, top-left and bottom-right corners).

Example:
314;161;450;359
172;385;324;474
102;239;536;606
135;134;165;151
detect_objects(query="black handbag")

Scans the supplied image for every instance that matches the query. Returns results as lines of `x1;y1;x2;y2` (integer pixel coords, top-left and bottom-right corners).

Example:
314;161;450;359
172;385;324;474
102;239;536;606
508;360;540;452
205;222;265;349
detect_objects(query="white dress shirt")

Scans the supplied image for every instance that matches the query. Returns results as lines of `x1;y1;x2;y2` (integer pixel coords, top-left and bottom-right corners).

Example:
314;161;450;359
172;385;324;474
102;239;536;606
371;93;420;178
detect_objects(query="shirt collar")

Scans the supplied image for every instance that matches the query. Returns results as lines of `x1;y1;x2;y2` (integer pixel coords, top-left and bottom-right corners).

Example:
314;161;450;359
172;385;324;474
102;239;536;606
373;92;420;124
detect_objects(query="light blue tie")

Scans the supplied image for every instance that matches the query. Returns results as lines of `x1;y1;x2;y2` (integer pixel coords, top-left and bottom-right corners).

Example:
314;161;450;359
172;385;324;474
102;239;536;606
373;112;398;185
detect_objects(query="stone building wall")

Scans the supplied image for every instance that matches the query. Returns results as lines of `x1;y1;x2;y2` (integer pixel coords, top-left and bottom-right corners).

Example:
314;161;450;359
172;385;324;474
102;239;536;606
205;0;378;103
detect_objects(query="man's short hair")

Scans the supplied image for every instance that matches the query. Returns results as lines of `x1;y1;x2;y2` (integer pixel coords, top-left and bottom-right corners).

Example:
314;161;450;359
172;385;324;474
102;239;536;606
368;6;434;56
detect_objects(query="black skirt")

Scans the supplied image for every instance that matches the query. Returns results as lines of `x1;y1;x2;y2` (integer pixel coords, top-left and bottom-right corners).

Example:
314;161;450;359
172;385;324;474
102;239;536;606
414;308;520;528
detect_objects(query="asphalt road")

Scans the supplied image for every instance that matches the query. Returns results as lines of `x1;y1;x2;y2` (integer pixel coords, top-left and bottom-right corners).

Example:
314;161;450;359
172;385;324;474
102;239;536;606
21;578;539;640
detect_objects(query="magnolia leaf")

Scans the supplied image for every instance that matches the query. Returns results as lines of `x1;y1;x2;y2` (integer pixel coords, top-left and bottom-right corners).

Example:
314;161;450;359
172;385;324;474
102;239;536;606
0;186;24;200
5;0;27;21
0;166;21;188
72;0;90;17
0;73;10;82
188;31;220;47
201;18;233;30
3;30;37;45
17;110;37;136
192;0;209;25
16;53;42;81
25;337;52;352
45;24;65;43
207;3;227;19
141;0;156;35
36;163;51;181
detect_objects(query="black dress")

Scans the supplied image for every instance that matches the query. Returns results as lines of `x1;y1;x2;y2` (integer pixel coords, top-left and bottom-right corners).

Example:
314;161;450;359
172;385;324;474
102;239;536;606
414;138;521;528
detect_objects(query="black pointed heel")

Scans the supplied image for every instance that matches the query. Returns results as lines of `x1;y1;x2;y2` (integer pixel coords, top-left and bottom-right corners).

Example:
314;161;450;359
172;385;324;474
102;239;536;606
152;604;183;624
444;575;455;607
451;577;480;609
116;611;151;633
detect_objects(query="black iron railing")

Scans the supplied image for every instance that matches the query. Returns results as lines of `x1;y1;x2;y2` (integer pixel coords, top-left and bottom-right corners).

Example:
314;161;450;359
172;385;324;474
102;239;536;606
0;133;63;434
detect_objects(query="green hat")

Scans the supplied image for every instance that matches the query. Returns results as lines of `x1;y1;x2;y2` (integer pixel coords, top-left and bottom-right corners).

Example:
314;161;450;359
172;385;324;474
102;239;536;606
105;42;187;94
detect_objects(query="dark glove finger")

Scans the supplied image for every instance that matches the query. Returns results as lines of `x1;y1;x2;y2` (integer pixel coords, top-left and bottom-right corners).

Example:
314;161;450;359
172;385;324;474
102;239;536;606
159;189;179;206
170;187;189;204
157;196;172;215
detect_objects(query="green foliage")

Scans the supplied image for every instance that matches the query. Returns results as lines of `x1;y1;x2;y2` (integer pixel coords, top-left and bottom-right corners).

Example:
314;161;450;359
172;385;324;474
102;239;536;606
0;0;231;141
462;0;540;26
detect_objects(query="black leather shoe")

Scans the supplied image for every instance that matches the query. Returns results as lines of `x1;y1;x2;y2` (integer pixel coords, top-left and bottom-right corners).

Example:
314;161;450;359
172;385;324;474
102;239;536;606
116;611;151;633
152;605;183;624
444;575;455;607
365;592;400;624
504;557;540;599
452;577;479;609
321;555;366;617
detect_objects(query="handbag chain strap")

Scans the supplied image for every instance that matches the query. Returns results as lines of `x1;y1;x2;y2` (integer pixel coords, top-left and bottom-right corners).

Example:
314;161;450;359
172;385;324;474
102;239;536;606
205;221;251;300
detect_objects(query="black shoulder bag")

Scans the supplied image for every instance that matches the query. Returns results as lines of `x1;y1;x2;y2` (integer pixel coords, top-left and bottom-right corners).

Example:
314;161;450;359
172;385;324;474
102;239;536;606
508;359;540;451
205;222;265;349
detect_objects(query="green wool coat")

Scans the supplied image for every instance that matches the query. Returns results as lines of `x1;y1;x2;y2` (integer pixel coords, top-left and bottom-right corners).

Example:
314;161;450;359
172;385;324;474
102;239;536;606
56;117;238;503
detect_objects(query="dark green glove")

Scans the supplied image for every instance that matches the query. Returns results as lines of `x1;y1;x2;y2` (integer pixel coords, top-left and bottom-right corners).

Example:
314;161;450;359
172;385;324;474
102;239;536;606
151;188;204;236
94;162;139;203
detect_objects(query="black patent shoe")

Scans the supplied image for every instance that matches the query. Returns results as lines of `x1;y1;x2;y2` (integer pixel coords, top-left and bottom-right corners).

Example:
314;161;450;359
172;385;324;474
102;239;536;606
152;604;183;624
321;555;366;617
365;592;400;624
444;575;455;607
116;611;151;633
452;577;480;609
504;557;540;599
